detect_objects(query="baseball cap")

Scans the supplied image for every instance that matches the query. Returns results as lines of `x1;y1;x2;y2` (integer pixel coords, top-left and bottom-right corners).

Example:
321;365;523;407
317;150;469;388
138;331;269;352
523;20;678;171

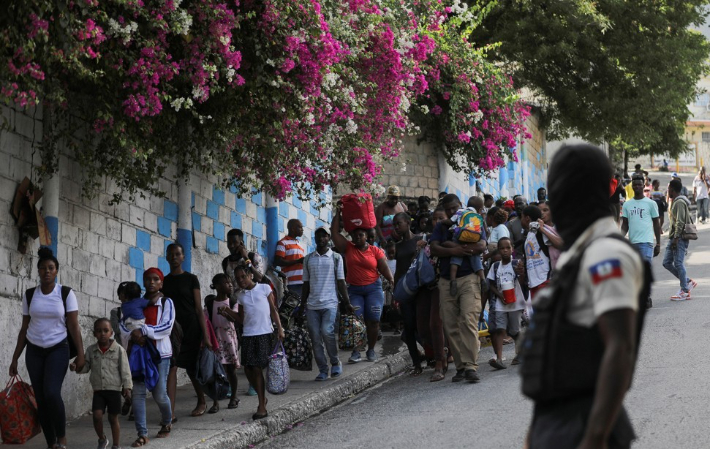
503;200;515;209
315;226;330;236
671;172;679;178
386;185;401;196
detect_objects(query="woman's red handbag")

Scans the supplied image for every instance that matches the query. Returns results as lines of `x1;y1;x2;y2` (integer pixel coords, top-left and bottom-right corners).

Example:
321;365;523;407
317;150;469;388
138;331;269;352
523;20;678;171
341;193;376;233
0;375;41;444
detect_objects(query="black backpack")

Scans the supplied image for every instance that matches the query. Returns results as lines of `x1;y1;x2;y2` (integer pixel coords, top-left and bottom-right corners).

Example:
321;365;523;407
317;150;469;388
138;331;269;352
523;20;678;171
203;294;237;323
160;297;184;359
519;234;652;404
26;286;79;359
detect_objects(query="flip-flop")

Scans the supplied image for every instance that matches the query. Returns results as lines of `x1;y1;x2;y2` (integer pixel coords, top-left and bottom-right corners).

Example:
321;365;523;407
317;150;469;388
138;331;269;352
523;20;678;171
208;404;219;414
228;399;240;410
489;359;507;370
190;404;207;417
409;366;423;376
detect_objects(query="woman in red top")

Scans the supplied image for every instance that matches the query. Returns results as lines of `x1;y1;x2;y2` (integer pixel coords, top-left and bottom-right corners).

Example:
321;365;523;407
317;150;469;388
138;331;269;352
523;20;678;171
331;206;394;364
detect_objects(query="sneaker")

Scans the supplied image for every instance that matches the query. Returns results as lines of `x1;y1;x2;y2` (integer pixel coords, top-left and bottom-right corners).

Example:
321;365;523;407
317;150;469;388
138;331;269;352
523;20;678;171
464;369;480;383
688;279;698;291
670;290;683;299
366;349;378;362
488;356;507;364
97;437;109;449
452;369;465;383
331;361;343;378
315;372;328;381
348;351;362;364
246;385;257;396
671;291;691;301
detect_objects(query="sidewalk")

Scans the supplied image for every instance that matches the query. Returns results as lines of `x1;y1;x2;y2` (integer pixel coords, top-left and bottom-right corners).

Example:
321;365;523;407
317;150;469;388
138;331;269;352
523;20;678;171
24;335;409;449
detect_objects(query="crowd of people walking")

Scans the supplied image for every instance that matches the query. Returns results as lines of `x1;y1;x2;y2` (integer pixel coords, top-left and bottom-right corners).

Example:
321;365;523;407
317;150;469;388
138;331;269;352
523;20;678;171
8;155;705;449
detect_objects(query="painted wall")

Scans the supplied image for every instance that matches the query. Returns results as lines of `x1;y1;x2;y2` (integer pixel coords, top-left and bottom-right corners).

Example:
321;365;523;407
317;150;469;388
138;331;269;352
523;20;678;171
0;104;330;418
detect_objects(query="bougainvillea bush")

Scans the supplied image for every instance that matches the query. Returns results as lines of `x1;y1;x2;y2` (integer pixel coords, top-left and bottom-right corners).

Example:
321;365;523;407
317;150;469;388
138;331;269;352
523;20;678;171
1;0;530;201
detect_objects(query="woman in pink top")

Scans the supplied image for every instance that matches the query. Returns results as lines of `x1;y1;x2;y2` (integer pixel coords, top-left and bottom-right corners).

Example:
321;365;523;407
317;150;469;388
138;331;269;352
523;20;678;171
331;206;394;364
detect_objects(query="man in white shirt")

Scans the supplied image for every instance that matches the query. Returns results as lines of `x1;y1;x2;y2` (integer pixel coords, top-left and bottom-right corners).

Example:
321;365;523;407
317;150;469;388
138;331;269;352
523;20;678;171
693;166;710;224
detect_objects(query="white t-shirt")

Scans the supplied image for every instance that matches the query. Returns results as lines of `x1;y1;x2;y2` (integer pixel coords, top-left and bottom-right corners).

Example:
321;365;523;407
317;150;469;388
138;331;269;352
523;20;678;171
489;224;510;244
693;175;709;200
524;231;551;288
556;218;642;328
22;283;79;348
236;283;274;337
487;261;525;312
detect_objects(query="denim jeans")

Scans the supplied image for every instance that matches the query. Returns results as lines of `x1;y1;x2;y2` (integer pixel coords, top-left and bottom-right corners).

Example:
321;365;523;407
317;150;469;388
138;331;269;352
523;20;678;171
348;279;384;322
698;197;709;222
133;357;172;437
633;242;654;263
663;239;690;292
306;307;340;373
25;340;69;448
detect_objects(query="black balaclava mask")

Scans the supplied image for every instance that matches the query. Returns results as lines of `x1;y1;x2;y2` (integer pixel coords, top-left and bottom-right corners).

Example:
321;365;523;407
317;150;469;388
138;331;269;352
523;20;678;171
548;144;613;249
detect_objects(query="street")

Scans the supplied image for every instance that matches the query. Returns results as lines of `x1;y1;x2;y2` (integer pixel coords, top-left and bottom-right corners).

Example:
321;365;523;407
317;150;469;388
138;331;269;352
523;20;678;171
257;212;710;449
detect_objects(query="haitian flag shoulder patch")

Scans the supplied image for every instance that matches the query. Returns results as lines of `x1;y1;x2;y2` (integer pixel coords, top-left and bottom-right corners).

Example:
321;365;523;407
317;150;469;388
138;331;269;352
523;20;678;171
589;259;623;284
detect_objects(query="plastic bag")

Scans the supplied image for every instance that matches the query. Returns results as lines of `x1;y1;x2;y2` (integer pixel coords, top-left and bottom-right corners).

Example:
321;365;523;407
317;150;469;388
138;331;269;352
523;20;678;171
0;376;40;444
341;193;376;233
266;341;290;395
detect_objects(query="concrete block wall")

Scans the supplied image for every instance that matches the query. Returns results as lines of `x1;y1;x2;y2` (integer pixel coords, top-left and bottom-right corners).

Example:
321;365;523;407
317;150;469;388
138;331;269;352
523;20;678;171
0;104;331;418
379;137;441;199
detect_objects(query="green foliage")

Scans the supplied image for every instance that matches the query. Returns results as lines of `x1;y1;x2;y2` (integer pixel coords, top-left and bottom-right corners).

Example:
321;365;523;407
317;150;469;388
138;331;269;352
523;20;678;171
472;0;710;156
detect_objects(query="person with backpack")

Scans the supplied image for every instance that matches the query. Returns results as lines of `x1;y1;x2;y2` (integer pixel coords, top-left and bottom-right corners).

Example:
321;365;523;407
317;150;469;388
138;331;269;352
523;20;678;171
486;237;526;370
203;274;241;412
9;247;85;449
126;267;175;447
663;178;698;301
299;226;354;381
516;205;552;300
522;144;650;449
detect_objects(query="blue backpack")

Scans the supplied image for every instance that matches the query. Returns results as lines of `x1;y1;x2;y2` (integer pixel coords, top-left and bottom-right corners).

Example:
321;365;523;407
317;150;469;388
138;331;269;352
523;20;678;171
393;248;436;302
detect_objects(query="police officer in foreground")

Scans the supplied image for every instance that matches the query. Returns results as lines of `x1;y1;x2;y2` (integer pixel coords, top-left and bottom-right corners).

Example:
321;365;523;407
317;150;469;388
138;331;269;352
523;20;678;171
522;144;651;449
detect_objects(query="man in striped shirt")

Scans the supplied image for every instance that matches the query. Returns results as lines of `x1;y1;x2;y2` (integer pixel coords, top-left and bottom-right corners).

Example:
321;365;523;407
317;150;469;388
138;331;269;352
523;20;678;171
274;219;305;296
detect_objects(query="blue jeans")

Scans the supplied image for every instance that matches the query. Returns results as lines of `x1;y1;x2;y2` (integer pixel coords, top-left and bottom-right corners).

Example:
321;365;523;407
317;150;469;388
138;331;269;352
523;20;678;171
633;242;654;263
133;358;172;437
450;255;484;272
663;239;690;292
25;340;69;448
698;197;709;222
348;279;384;322
306;307;340;373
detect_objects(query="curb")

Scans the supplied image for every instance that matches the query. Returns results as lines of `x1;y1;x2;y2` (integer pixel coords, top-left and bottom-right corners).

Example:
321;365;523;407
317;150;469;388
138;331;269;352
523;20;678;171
184;349;412;449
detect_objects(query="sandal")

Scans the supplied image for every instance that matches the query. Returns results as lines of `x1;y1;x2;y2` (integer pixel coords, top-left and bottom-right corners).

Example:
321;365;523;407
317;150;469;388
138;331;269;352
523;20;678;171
252;411;268;420
228;399;240;409
171;417;178;424
430;371;445;382
208;404;219;414
131;436;148;447
156;425;171;438
409;366;423;376
190;404;207;417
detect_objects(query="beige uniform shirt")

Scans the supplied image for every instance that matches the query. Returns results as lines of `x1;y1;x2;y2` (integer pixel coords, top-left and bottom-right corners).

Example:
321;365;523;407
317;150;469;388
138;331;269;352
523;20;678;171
555;218;642;328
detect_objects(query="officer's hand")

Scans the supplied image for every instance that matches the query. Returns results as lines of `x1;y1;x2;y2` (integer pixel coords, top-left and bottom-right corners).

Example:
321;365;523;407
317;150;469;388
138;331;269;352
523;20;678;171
653;245;661;257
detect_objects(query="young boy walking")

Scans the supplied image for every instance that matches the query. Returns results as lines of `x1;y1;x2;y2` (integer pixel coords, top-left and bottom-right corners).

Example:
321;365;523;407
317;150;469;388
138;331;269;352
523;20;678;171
486;237;526;369
71;318;132;449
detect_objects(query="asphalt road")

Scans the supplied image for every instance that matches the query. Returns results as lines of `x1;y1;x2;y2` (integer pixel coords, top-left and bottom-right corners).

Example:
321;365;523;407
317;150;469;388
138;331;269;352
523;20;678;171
258;204;710;449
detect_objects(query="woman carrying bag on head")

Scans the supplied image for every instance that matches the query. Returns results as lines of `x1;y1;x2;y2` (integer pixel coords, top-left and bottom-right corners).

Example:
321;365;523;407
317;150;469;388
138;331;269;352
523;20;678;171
9;247;85;449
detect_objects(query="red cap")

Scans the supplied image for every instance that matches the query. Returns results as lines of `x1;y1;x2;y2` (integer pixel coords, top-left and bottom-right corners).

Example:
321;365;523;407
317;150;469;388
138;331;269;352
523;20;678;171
503;200;515;209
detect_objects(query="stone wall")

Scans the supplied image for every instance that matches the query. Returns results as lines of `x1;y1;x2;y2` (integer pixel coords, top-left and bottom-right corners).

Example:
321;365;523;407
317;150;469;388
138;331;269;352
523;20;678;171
0;104;330;418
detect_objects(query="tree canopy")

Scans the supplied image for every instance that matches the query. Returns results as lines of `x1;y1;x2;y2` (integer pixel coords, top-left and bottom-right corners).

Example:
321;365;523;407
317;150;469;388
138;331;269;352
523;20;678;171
472;0;710;156
1;0;530;202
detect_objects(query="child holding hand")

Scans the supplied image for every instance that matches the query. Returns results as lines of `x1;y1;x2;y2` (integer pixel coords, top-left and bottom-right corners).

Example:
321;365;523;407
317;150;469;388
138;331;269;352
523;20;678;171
71;318;132;449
